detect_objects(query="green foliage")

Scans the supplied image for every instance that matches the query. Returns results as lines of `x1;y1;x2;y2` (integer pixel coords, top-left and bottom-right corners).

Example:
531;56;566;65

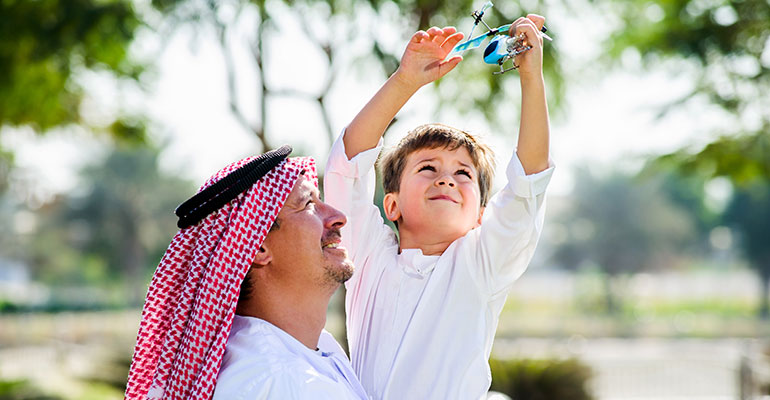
657;132;770;187
0;0;144;135
0;147;12;194
601;0;770;318
724;179;770;318
550;169;701;313
150;0;564;148
82;353;132;393
489;357;594;400
552;168;697;276
0;379;60;400
601;0;770;182
725;180;770;264
22;144;195;305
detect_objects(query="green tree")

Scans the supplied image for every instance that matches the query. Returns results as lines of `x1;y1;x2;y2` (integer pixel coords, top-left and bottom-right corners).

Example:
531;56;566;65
601;0;770;183
723;180;770;318
26;144;194;305
601;0;770;318
0;0;148;142
149;0;563;152
551;168;696;313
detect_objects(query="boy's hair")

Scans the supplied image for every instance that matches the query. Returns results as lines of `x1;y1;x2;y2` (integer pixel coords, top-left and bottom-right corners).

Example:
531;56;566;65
379;123;497;207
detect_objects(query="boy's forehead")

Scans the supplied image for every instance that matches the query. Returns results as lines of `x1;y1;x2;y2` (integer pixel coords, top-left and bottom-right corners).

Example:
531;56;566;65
407;146;474;166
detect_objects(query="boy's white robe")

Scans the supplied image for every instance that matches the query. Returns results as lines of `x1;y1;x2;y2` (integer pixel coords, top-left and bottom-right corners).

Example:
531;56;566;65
324;133;554;400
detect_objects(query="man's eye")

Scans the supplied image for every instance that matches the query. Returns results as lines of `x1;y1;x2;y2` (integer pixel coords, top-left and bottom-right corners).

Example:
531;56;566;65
305;199;314;208
418;165;436;172
456;169;472;178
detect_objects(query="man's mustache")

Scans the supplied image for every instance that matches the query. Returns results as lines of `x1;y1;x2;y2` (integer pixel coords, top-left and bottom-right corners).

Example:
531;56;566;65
321;228;342;245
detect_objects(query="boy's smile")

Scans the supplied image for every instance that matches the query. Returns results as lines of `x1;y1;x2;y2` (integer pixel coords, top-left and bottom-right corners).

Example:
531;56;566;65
384;146;484;253
428;194;458;203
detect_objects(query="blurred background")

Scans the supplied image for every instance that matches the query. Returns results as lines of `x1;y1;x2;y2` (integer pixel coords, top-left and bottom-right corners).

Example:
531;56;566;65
0;0;768;399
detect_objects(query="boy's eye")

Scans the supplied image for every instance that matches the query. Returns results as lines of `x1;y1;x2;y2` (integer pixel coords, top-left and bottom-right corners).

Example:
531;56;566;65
418;165;436;173
456;169;472;179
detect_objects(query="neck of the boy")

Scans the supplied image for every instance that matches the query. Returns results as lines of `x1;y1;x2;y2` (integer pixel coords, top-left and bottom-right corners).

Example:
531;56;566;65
398;230;457;256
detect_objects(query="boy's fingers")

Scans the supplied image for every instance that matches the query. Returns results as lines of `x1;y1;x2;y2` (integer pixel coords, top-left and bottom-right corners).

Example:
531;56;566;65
515;19;541;45
526;14;546;31
411;30;429;43
441;26;457;35
507;17;528;36
426;26;442;37
440;32;465;53
439;55;463;77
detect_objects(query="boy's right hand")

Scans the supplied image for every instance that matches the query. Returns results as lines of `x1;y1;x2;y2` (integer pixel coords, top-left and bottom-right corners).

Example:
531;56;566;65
393;27;464;90
507;14;546;81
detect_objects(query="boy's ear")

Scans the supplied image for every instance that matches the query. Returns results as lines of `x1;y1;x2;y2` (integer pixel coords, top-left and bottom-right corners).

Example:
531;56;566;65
476;206;485;227
252;245;273;267
383;193;402;222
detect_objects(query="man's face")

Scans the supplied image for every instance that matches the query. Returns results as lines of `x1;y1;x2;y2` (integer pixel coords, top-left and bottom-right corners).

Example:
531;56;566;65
388;146;483;242
261;174;353;290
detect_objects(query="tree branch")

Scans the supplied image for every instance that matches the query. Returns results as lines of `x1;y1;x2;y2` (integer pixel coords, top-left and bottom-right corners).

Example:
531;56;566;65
208;0;271;151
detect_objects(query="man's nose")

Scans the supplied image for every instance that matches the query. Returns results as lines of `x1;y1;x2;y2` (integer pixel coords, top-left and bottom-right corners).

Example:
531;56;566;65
322;201;347;229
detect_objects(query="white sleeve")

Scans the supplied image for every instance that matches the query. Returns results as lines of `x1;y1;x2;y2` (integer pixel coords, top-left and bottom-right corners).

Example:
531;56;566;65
464;150;554;298
323;129;397;289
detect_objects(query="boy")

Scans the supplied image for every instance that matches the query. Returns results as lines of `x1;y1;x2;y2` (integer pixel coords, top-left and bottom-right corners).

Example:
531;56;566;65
324;16;554;400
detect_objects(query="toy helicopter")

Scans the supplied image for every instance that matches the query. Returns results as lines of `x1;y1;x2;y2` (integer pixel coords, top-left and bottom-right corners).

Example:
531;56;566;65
452;1;552;74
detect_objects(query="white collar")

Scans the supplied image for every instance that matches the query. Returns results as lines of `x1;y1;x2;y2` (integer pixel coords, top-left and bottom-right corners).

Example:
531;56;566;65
398;247;440;276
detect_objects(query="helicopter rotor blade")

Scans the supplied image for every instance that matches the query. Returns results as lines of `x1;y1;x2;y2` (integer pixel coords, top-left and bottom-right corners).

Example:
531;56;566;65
455;1;496;53
452;34;489;53
493;23;512;35
452;22;511;54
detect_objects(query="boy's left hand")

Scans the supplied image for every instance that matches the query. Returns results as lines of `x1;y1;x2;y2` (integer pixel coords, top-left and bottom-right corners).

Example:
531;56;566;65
508;14;546;81
394;26;464;90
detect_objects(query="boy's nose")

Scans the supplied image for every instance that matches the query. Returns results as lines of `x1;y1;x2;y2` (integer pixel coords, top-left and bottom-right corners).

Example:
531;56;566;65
436;176;455;187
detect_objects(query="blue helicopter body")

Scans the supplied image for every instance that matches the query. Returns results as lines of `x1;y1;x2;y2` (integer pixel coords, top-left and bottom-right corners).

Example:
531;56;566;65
482;36;509;65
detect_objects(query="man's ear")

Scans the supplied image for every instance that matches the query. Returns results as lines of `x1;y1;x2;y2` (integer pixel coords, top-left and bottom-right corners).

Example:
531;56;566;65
252;245;273;267
476;206;485;227
383;193;401;222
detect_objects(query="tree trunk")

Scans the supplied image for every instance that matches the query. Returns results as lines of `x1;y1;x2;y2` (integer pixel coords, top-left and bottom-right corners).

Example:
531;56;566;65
603;273;618;315
759;267;769;320
124;224;146;306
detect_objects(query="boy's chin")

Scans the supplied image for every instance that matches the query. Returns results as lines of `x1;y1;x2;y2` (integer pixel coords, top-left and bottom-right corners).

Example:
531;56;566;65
418;222;475;241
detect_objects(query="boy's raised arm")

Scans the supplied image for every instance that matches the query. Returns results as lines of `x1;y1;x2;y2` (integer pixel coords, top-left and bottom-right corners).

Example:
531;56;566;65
509;14;551;175
343;27;464;160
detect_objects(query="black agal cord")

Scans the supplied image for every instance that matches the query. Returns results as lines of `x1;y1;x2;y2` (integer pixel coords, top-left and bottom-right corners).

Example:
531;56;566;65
175;145;292;229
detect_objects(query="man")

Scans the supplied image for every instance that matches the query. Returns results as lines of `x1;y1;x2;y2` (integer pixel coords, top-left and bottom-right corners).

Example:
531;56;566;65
124;146;368;400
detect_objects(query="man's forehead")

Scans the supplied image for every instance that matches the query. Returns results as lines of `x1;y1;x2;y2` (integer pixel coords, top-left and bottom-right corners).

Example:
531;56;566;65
287;173;318;198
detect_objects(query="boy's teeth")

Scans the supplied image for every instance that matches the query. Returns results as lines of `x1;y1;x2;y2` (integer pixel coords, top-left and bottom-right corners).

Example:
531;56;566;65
323;243;338;249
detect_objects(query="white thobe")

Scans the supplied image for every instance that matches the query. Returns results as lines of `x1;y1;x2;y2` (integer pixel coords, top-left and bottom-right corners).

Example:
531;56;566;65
324;133;554;400
213;315;369;400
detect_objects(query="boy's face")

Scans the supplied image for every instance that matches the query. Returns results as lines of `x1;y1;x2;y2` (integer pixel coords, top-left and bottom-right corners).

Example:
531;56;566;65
384;146;483;244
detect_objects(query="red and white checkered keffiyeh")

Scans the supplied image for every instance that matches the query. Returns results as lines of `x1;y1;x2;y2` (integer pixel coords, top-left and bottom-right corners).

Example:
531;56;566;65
125;156;317;400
